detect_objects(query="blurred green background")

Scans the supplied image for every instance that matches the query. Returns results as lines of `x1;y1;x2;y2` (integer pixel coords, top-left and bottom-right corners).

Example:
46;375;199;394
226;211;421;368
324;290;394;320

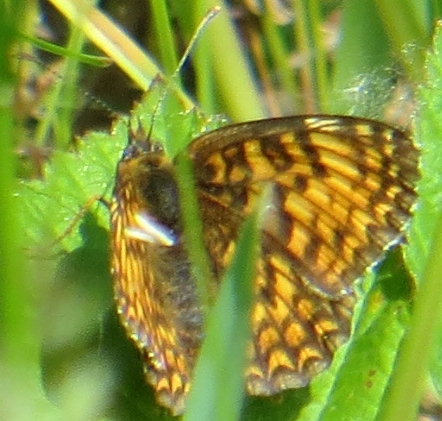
1;1;441;421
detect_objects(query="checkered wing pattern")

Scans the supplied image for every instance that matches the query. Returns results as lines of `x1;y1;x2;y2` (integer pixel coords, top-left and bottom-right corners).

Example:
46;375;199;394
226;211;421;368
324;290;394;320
189;116;418;393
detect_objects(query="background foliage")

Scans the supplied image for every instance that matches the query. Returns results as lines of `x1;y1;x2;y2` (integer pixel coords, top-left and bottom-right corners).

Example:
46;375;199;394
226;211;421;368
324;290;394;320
1;1;442;421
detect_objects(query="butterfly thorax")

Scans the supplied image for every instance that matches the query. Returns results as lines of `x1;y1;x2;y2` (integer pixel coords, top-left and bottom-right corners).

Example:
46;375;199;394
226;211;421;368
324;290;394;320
118;141;181;229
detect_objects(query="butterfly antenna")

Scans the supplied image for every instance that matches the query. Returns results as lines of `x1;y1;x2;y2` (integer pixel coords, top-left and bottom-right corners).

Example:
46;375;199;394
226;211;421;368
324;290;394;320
172;6;221;79
132;7;220;147
16;52;118;118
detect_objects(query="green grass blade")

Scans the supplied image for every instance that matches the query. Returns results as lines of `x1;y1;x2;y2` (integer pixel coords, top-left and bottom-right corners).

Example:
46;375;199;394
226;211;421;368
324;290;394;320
185;200;260;421
377;22;442;421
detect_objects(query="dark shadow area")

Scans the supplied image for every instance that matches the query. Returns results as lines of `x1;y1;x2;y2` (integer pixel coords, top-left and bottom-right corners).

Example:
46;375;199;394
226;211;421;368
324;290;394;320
242;387;311;421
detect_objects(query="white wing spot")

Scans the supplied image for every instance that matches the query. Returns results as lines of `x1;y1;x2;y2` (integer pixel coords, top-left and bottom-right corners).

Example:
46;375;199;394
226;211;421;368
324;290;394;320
125;211;177;246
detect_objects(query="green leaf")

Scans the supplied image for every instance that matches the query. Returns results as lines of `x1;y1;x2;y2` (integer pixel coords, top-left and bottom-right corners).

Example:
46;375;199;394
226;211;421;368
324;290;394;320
406;22;442;281
18;123;126;252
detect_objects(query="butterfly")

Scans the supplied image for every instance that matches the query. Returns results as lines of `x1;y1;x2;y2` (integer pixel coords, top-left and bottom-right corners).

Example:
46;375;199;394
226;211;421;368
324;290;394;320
109;115;419;415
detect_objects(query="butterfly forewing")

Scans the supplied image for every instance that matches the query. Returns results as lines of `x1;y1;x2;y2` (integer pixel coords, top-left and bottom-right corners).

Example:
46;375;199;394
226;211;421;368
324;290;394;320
190;116;418;295
110;115;419;415
111;149;200;414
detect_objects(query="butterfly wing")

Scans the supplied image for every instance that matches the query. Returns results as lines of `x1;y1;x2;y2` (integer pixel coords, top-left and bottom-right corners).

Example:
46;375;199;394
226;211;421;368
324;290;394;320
111;151;204;415
246;255;356;393
189;115;418;391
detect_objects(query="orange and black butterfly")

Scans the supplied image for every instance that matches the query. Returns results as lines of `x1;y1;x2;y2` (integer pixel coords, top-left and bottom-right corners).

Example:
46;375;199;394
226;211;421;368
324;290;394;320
110;115;419;415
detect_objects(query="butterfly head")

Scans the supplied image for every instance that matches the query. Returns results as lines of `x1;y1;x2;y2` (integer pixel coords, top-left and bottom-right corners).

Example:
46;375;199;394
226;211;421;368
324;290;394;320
122;121;164;160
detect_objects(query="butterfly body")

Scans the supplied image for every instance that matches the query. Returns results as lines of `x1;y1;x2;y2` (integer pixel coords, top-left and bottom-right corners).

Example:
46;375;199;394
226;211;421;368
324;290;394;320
110;115;419;415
